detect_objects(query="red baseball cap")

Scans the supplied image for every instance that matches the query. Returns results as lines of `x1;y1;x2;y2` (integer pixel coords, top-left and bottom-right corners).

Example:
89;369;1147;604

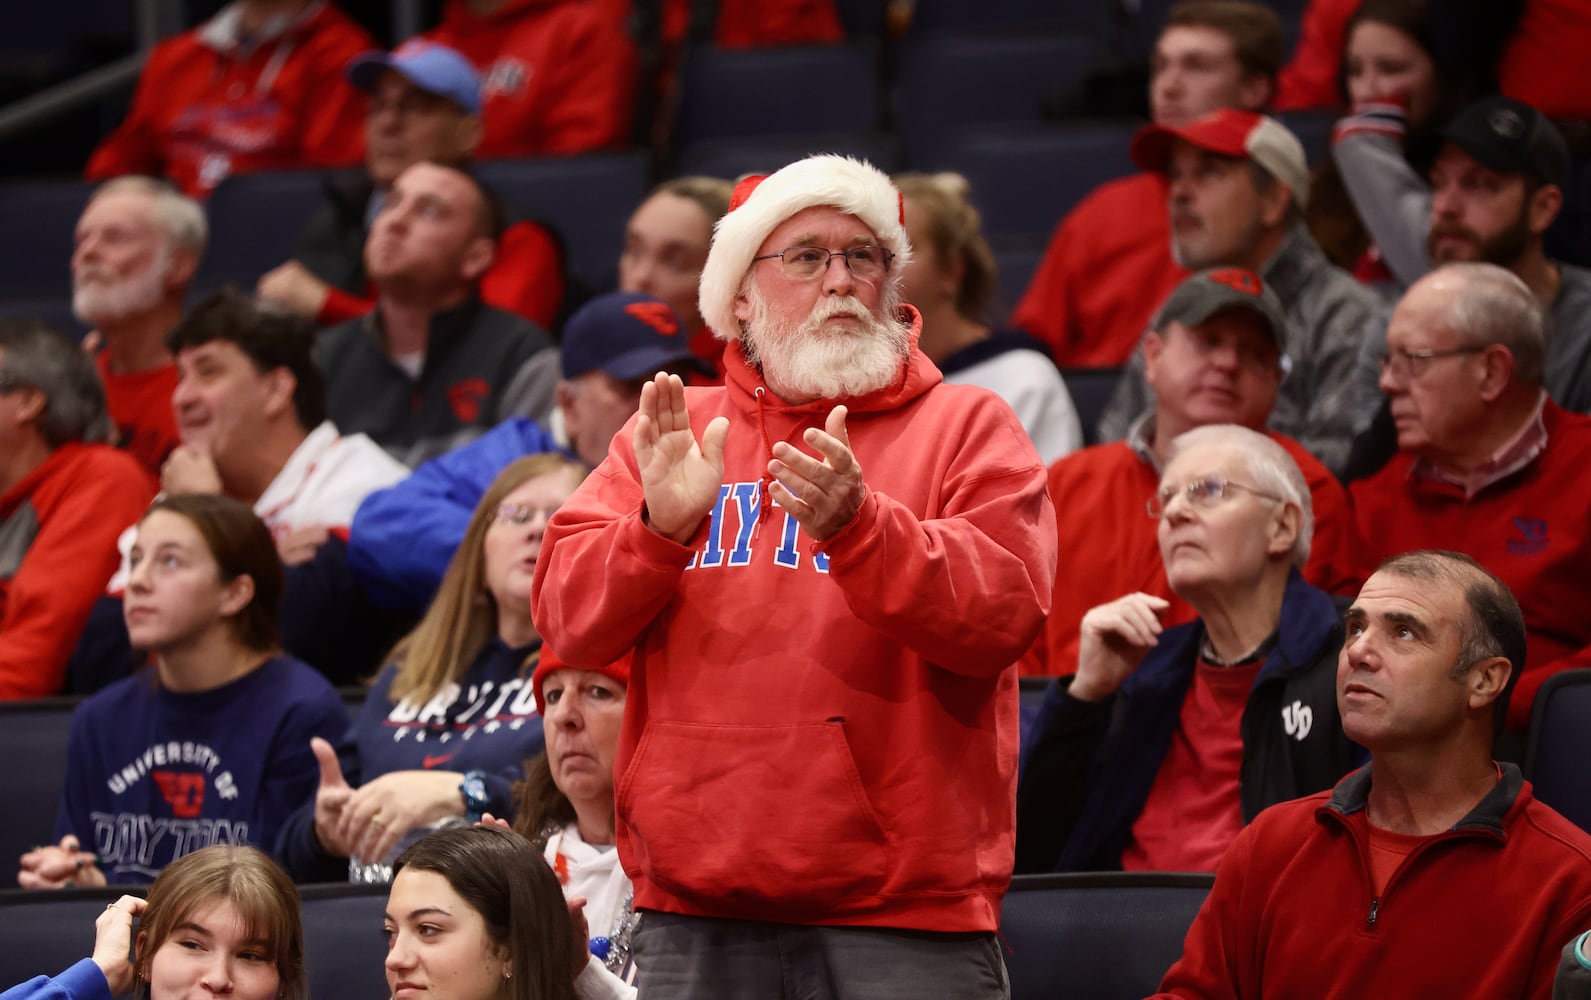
1131;109;1310;209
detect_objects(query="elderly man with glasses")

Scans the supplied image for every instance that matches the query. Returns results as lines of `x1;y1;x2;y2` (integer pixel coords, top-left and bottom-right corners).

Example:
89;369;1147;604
1017;422;1362;875
530;154;1056;999
1350;261;1591;736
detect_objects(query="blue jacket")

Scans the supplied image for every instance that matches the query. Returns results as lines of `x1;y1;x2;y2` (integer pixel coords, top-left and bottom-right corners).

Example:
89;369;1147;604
1;960;110;1000
348;417;567;613
1015;569;1364;873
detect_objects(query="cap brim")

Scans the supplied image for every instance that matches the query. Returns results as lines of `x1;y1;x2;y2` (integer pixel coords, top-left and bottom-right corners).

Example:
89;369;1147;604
346;52;395;93
592;346;715;382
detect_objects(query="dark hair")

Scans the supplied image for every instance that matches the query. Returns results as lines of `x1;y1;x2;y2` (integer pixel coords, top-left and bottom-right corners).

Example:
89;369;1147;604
512;750;577;848
0;318;112;447
393;826;577;1000
165;289;327;430
1375;549;1526;734
141;494;284;654
135;846;305;1000
1164;0;1285;86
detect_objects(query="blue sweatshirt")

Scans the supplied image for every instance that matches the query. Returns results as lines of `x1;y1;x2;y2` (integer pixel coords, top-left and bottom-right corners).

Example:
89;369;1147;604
276;637;548;881
56;656;348;885
1;959;111;1000
347;417;567;614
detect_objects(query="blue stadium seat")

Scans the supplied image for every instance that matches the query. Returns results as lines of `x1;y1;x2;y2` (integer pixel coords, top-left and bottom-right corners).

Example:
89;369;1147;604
1000;872;1213;1000
679;132;901;181
0;296;89;341
1060;367;1127;446
301;883;392;1000
1277;109;1337;169
0;697;82;872
907;0;1109;34
672;44;880;150
893;33;1105;167
929;123;1138;241
1524;668;1591;835
0;886;122;987
473;152;652;299
0;179;93;298
990;240;1046;327
199;169;330;291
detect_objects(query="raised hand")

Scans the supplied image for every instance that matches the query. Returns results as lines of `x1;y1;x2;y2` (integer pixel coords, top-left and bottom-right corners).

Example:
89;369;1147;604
634;372;728;544
160;445;223;496
309;737;355;859
768;405;866;542
93;896;147;994
1071;592;1171;703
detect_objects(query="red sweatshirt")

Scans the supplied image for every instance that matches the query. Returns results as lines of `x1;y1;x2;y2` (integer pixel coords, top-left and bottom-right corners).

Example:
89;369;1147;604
532;309;1056;932
428;0;637;159
1153;765;1591;999
1011;172;1187;369
1274;0;1356;112
85;2;371;197
1019;433;1355;676
1498;0;1591;120
95;354;179;478
0;444;156;698
1350;402;1591;730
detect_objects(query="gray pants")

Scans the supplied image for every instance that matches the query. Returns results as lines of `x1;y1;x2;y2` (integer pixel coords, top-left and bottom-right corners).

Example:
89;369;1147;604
632;912;1010;1000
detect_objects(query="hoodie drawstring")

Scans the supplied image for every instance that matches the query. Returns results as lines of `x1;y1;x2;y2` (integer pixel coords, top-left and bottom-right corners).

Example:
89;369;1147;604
753;387;776;534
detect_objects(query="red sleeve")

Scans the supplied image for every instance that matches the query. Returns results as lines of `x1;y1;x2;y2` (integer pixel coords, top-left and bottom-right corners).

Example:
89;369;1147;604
0;451;156;698
84;41;179;181
291;18;373;168
1148;823;1254;999
713;0;845;47
316;285;375;326
1274;0;1358;112
535;8;638;154
480;220;567;329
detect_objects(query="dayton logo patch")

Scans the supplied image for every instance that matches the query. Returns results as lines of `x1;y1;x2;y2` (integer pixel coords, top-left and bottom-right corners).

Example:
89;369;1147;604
447;378;490;424
1282;701;1313;741
625;301;680;336
1506;517;1548;555
1206;268;1263;296
152;771;205;819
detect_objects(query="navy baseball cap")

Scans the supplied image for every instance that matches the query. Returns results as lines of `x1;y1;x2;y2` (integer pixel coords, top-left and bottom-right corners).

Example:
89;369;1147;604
560;292;714;381
1442;96;1569;187
347;39;481;115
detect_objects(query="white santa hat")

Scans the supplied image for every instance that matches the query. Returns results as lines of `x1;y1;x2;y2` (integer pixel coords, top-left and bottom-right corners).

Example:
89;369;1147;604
697;154;912;343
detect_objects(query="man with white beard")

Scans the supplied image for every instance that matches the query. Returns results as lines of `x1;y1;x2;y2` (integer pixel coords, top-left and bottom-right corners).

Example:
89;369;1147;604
71;177;205;475
531;155;1057;998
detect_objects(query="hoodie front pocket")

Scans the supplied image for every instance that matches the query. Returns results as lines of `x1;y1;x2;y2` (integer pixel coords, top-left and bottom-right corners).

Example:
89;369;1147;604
617;718;890;912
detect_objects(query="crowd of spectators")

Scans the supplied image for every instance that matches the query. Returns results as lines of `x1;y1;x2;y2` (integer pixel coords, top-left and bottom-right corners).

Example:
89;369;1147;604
4;0;1591;995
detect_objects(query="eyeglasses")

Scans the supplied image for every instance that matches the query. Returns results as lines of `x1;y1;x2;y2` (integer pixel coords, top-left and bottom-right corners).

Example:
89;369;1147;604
1146;475;1284;519
752;245;893;281
491;502;558;527
1376;346;1485;383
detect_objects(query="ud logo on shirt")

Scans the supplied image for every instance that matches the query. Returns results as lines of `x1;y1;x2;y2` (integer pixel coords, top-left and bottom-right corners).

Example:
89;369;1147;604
1282;700;1313;741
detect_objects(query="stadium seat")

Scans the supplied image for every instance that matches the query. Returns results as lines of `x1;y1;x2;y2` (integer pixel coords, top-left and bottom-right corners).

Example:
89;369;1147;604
991;240;1045;327
301;882;392;1000
672;44;880;151
893;33;1105;167
1524;668;1591;835
1000;872;1213;1000
907;0;1109;35
0;179;93;298
0;886;122;987
0;295;88;340
1060;367;1127;446
1277;109;1337;168
0;697;82;871
678;131;901;181
473;151;652;299
199;169;330;291
925;123;1138;241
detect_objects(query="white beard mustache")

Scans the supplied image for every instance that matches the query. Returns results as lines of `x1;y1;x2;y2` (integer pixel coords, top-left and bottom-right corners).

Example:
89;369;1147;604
741;285;910;400
73;247;169;327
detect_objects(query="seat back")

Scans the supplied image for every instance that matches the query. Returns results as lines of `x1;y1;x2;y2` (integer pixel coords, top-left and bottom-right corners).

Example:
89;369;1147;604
1000;872;1213;1000
0;179;93;298
0;886;122;985
673;44;880;150
198;170;330;291
0;697;82;870
301;882;394;1000
1524;668;1591;834
1059;367;1126;446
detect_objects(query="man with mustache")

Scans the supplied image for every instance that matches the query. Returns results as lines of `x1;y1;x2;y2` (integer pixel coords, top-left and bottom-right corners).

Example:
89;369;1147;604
1152;550;1591;999
1337;95;1591;415
532;155;1056;997
71;177;206;477
1349;262;1591;735
1097;109;1388;476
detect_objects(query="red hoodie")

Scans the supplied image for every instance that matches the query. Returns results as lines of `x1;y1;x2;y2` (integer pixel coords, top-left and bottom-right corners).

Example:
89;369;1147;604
532;307;1057;932
85;2;371;197
428;0;638;159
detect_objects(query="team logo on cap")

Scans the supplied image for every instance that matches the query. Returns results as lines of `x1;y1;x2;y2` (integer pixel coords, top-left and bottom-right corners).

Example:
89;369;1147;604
1206;268;1263;296
1489;108;1525;139
625;302;680;336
